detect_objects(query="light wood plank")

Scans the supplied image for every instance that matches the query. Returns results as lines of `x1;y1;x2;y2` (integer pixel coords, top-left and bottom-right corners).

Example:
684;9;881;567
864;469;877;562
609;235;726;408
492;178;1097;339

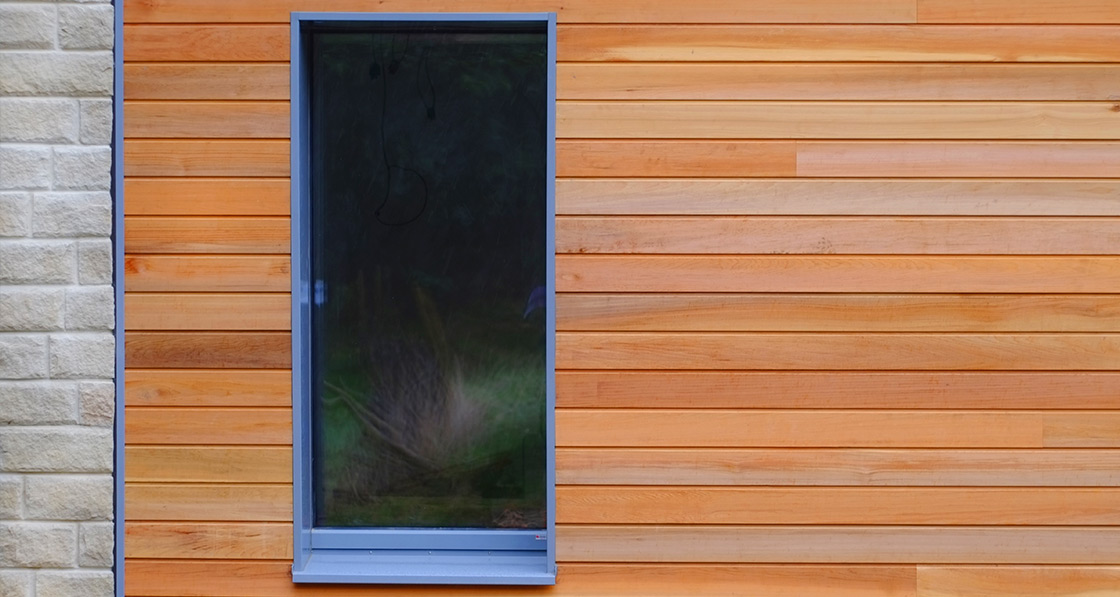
125;447;291;483
556;372;1120;409
556;256;1120;293
125;332;291;369
558;64;1120;101
126;407;290;445
124;178;289;216
125;484;291;521
125;522;291;559
557;25;1120;62
559;526;1120;564
796;142;1120;178
124;256;289;292
123;561;918;597
125;216;289;254
557;141;796;178
558;487;1120;525
558;102;1120;140
555;179;1120;216
557;294;1120;332
123;24;288;61
124;0;917;24
124;140;289;177
557;217;1120;255
558;332;1120;371
125;64;288;100
124;101;289;139
556;410;1120;447
125;369;291;407
126;293;291;331
917;566;1120;597
918;0;1120;24
557;448;1120;486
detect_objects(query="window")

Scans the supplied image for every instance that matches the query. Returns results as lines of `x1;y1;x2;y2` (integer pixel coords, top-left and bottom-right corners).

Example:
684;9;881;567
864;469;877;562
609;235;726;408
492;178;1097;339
291;12;555;584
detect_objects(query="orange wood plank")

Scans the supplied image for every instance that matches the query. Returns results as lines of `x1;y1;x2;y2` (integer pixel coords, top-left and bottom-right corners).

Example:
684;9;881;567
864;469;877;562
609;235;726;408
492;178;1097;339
556;256;1120;293
124;140;289;177
557;141;796;178
917;566;1120;597
125;407;291;445
917;0;1120;24
556;371;1120;409
556;410;1120;447
557;448;1120;486
556;217;1120;255
125;484;291;521
557;25;1120;63
125;522;291;559
125;293;291;331
557;487;1120;525
124;256;289;292
125;217;289;254
555;179;1120;216
124;178;290;216
125;332;291;369
125;447;291;483
125;369;291;407
123;24;288;61
558;102;1120;140
796;142;1120;178
124;101;289;139
125;64;289;100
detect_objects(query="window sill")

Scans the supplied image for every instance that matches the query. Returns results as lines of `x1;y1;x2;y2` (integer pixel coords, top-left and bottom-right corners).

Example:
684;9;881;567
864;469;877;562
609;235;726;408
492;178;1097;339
292;550;556;585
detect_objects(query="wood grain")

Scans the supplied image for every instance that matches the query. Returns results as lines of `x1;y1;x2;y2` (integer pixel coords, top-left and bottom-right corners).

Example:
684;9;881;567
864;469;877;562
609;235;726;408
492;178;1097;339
125;64;289;100
557;141;796;178
125;522;291;559
123;24;288;61
555;179;1120;216
125;369;290;407
556;256;1120;293
125;217;289;254
125;332;291;369
124;178;289;216
126;293;291;331
124;256;289;292
124;140;289;177
557;487;1120;525
126;484;291;521
125;407;291;445
917;566;1120;597
917;0;1120;24
557;102;1120;140
556;371;1120;409
125;446;290;483
124;101;290;139
556;448;1120;486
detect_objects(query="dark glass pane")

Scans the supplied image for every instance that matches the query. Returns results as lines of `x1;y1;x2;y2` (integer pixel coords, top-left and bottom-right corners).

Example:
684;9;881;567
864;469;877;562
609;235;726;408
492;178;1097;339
309;24;547;529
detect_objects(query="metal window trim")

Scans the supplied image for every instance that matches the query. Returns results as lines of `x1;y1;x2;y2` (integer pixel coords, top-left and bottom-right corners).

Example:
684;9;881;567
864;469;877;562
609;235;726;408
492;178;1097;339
290;11;557;585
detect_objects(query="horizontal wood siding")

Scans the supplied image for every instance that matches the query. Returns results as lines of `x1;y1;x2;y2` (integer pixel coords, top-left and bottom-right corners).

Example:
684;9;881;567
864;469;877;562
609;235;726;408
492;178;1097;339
123;0;1120;594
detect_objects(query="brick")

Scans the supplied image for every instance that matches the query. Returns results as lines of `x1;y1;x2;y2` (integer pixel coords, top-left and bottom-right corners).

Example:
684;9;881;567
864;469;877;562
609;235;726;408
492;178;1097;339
0;52;112;96
32;192;111;237
0;382;76;425
0;193;30;237
0;287;65;331
78;521;113;566
65;286;114;331
58;5;113;50
0;427;112;473
0;522;76;567
78;381;113;427
79;99;111;145
0;570;30;597
0;99;77;144
36;570;113;597
0;241;74;284
26;476;111;520
49;333;114;378
0;146;50;190
53;146;111;191
0;335;48;379
0;4;54;50
0;476;20;519
77;239;110;284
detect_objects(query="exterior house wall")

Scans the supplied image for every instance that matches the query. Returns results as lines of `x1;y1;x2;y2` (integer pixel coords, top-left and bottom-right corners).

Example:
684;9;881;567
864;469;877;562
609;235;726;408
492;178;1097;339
121;0;1120;595
0;0;116;595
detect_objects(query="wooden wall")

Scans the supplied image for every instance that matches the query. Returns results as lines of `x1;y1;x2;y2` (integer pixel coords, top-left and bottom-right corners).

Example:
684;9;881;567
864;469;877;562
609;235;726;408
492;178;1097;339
122;0;1120;595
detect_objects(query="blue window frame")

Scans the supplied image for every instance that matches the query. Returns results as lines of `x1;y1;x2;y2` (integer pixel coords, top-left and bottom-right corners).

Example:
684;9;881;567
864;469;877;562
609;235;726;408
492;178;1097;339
290;12;556;584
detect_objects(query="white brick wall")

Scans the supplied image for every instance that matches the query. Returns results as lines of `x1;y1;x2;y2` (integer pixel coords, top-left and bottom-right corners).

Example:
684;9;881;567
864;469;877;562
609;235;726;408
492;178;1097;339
0;0;115;594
